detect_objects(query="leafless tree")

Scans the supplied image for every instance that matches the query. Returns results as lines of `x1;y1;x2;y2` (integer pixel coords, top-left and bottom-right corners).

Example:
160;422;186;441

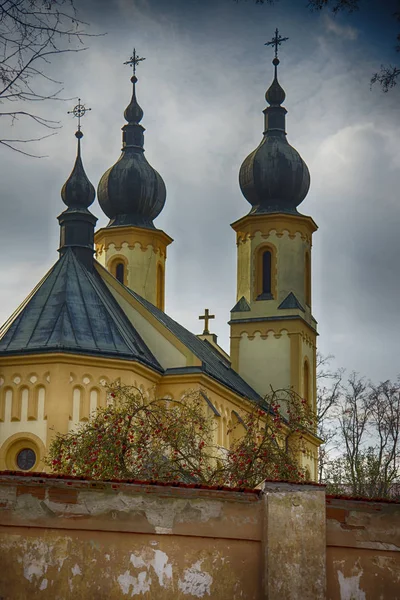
323;374;400;499
315;353;343;483
0;0;95;156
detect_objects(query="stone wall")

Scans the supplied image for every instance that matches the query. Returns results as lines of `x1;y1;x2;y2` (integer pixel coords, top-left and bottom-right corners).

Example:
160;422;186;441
0;473;264;600
326;495;400;600
0;473;399;599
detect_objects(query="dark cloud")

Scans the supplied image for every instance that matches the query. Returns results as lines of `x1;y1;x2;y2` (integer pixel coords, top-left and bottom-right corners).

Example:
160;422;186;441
0;0;399;382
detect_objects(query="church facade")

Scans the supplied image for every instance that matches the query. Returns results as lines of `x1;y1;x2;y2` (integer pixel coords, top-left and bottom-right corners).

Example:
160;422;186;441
0;46;320;479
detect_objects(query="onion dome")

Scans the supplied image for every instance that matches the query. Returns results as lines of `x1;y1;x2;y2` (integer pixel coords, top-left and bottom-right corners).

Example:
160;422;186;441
58;128;97;269
61;130;95;209
239;56;310;215
97;72;166;229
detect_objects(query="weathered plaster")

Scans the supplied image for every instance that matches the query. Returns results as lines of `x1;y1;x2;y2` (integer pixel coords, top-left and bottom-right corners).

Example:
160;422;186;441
0;475;262;599
326;497;400;600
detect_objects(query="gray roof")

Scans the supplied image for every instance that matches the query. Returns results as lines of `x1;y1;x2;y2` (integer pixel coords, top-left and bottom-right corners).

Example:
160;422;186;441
231;296;251;313
0;249;162;371
124;287;261;402
278;292;305;312
0;248;261;402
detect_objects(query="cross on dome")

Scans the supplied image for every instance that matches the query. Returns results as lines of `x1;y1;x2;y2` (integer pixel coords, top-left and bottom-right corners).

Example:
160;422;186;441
264;28;289;60
124;48;146;76
67;98;91;133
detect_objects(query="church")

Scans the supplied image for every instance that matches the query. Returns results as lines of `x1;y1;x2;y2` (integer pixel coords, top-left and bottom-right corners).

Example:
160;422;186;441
0;39;320;479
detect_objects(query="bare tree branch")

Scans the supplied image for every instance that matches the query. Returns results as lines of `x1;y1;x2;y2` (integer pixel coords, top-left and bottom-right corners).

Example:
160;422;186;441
0;0;102;156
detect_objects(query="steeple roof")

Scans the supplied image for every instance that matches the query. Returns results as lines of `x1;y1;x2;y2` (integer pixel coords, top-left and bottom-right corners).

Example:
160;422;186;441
239;31;310;215
0;249;162;370
97;51;166;229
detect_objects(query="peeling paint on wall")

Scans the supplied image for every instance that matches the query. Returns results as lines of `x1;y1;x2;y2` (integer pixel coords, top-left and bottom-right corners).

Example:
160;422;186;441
337;568;366;600
178;560;213;597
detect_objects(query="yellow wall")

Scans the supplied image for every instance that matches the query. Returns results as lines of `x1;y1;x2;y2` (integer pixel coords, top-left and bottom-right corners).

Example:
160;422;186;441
230;212;318;413
95;225;172;310
0;353;319;480
102;279;190;369
0;354;160;472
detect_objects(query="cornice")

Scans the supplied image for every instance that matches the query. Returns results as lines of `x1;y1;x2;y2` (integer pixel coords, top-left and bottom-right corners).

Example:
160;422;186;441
231;212;318;245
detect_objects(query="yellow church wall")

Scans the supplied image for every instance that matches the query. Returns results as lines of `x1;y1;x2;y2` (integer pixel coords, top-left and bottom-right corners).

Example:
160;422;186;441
99;265;201;369
231;320;316;403
0;353;320;480
236;231;252;302
236;331;291;397
157;372;262;451
0;354;161;472
95;226;172;310
234;229;313;321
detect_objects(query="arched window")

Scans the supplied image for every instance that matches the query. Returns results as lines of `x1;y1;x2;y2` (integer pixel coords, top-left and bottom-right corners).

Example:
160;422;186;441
156;263;164;311
262;251;272;295
305;252;311;306
256;247;274;300
303;360;310;404
115;262;125;284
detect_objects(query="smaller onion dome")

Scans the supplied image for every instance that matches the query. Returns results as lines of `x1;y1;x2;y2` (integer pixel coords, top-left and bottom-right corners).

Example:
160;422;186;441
97;72;166;229
61;130;95;209
239;56;310;215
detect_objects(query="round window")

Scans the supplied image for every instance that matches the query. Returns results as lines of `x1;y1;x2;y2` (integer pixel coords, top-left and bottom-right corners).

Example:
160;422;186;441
16;448;36;471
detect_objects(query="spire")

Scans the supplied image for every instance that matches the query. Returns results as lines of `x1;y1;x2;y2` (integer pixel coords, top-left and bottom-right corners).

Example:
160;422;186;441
263;28;289;132
97;50;166;229
61;129;95;209
238;30;310;215
58;99;97;269
124;75;144;125
123;49;145;125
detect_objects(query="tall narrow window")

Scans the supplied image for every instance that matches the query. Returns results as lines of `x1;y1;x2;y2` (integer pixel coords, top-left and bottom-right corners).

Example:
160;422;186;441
305;252;311;306
115;262;124;284
262;250;272;295
156;264;164;311
303;360;310;404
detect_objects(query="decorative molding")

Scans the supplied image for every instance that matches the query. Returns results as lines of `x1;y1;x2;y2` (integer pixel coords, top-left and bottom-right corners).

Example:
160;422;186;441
231;213;317;246
95;225;173;258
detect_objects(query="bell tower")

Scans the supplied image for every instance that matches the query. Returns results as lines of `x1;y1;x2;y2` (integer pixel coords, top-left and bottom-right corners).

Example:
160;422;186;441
229;31;317;412
95;49;172;310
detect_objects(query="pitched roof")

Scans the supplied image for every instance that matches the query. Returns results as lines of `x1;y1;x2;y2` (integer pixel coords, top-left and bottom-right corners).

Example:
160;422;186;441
0;249;162;371
231;296;251;313
122;287;261;402
277;292;305;312
0;250;261;402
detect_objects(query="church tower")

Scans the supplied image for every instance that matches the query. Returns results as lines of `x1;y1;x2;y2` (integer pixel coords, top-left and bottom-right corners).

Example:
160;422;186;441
95;50;172;310
230;32;318;412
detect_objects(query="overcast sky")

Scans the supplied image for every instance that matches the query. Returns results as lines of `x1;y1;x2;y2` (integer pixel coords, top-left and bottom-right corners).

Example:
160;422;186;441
0;0;399;383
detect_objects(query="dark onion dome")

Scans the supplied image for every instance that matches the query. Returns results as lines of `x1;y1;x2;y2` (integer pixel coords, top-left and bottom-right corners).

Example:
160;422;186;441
58;129;97;269
97;75;166;229
239;57;310;215
61;130;95;209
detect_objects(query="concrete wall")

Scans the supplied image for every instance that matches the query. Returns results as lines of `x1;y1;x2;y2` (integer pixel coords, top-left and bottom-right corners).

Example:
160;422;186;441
0;473;399;599
0;473;263;600
326;495;400;600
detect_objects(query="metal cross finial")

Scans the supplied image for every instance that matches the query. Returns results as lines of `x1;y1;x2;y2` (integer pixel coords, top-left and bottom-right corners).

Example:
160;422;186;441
265;28;289;59
67;98;91;131
124;48;146;76
199;309;215;335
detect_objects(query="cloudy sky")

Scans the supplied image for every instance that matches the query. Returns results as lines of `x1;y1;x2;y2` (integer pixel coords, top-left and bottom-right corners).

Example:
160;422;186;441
0;0;399;383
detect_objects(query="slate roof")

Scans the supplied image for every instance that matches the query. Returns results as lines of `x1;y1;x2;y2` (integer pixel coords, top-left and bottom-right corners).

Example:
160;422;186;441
231;296;251;313
278;291;305;312
123;286;262;402
0;249;162;371
0;248;261;402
